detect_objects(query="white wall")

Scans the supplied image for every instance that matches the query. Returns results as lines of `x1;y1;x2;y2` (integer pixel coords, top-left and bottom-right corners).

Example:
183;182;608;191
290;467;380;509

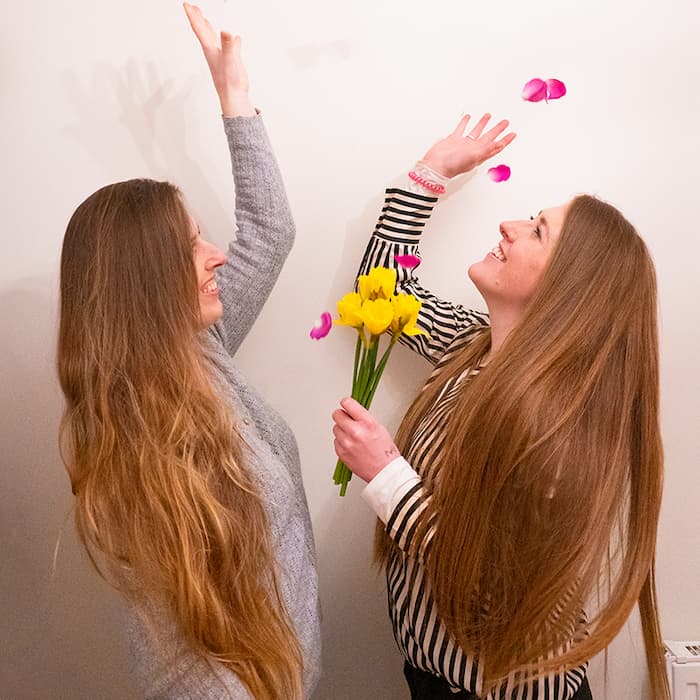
2;0;699;698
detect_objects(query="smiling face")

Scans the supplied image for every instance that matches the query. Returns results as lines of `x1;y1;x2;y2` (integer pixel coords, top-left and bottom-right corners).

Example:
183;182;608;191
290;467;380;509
468;202;571;317
189;216;227;328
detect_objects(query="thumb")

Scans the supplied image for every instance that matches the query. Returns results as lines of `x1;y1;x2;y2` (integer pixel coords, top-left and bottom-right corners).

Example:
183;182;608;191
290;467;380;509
339;397;370;421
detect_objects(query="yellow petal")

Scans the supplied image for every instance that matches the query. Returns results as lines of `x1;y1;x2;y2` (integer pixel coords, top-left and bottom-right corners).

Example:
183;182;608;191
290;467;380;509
400;323;426;336
358;267;397;301
390;293;423;335
357;275;371;302
361;298;394;336
336;292;364;328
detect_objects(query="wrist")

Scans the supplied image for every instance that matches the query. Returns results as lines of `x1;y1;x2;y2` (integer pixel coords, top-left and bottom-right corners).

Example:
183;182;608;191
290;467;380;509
367;446;402;482
220;91;256;117
408;162;449;195
420;155;456;179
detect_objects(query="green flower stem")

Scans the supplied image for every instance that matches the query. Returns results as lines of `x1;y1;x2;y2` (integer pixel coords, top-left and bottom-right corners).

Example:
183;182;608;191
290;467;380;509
360;337;397;406
354;338;376;402
336;333;401;496
352;334;362;389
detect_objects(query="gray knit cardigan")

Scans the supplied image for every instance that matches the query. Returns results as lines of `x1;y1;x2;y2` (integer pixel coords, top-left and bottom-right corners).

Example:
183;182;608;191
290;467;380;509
126;116;322;699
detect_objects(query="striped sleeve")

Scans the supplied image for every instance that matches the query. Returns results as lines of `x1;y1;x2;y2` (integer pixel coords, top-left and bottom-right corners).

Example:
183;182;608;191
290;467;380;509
384;480;436;561
355;172;489;366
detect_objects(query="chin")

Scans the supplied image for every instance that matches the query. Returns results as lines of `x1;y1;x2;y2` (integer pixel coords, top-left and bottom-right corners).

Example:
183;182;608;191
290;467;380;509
467;261;485;290
200;302;223;328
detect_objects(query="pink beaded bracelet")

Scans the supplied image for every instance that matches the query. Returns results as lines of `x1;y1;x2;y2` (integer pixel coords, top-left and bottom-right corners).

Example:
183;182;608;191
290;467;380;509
408;170;446;195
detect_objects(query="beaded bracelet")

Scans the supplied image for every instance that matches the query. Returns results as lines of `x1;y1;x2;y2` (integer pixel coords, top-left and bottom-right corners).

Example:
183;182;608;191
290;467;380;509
408;170;446;194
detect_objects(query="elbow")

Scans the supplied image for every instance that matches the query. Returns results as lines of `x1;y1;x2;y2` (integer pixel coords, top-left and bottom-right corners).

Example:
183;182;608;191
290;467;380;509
280;211;296;256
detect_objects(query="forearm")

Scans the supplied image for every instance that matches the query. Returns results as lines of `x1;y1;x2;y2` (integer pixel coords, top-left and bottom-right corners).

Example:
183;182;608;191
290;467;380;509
220;90;256;118
362;456;436;561
224;114;295;258
358;165;488;364
215;115;295;355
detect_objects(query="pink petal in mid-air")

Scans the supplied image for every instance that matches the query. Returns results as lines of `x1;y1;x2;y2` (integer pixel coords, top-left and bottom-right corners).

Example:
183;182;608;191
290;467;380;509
522;78;547;102
394;254;421;270
488;165;511;183
309;311;333;340
545;78;567;100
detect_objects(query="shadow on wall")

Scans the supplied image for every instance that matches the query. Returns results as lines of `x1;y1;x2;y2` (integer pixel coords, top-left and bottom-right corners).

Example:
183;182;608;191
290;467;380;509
0;279;138;699
63;59;233;235
3;60;236;699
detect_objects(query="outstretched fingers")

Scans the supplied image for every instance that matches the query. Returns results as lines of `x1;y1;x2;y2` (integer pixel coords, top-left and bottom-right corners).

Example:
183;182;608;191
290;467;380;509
494;131;517;150
184;2;219;49
452;114;471;136
482;118;511;142
466;112;492;140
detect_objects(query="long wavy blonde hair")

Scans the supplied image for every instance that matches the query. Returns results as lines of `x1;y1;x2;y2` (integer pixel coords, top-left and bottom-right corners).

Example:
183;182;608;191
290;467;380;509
377;195;668;698
58;179;303;699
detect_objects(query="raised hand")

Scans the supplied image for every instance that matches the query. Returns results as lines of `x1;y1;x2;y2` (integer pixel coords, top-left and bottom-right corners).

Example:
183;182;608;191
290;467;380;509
421;113;516;179
332;398;401;483
183;2;255;117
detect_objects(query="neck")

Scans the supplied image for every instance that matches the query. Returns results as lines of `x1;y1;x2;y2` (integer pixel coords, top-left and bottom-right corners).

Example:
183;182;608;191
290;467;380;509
485;303;524;359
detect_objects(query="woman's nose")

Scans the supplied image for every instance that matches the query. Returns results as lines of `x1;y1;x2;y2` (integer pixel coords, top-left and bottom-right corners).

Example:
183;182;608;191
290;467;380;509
206;244;227;269
499;220;529;241
499;222;514;241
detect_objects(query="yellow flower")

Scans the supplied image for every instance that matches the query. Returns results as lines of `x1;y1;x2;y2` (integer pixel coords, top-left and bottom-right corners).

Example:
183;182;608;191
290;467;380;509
334;292;363;329
390;294;425;336
361;298;394;336
358;267;397;302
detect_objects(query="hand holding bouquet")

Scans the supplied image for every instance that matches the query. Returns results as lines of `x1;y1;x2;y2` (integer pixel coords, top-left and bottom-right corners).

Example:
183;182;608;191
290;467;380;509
311;264;425;496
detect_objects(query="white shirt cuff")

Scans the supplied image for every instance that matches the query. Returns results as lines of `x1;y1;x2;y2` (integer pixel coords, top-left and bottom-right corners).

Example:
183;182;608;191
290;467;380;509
362;456;421;524
414;160;450;184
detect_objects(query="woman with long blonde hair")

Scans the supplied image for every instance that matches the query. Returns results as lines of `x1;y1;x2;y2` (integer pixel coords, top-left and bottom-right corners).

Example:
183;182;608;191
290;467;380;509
57;5;320;698
332;115;668;698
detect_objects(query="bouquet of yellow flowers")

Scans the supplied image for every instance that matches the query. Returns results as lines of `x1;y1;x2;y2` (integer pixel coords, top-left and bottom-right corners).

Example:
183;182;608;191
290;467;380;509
310;264;425;496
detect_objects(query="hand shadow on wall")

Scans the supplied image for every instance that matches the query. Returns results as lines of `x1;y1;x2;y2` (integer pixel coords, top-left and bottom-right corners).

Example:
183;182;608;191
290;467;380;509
63;59;231;232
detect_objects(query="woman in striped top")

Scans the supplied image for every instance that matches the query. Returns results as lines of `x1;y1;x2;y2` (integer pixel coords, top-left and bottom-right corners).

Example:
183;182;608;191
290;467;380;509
332;114;668;699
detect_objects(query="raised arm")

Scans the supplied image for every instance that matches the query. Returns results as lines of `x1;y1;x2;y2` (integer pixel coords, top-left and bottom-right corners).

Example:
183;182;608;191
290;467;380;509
334;115;516;554
358;114;516;365
185;3;295;356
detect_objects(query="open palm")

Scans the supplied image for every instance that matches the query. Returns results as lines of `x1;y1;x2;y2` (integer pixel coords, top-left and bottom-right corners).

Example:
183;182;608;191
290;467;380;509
422;113;516;178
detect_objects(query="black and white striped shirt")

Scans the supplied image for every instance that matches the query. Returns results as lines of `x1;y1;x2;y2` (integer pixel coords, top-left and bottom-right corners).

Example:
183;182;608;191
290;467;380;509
360;171;589;699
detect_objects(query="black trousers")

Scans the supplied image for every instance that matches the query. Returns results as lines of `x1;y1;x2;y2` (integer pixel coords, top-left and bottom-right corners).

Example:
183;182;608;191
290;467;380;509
403;662;594;700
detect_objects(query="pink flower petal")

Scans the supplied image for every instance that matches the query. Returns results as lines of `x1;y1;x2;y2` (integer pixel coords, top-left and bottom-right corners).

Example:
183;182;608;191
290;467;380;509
522;78;547;102
487;165;511;183
545;78;567;100
309;311;333;340
394;254;421;270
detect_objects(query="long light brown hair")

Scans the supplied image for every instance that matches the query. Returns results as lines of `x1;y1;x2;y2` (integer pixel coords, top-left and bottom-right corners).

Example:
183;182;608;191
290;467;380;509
58;179;303;699
378;195;668;697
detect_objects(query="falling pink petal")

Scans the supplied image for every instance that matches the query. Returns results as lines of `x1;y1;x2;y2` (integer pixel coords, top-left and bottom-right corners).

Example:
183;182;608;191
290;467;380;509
545;78;567;100
522;78;547;102
394;254;421;270
487;165;511;183
309;311;333;340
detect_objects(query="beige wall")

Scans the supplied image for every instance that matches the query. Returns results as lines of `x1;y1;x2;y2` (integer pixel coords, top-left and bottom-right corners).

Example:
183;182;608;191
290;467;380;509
2;0;699;698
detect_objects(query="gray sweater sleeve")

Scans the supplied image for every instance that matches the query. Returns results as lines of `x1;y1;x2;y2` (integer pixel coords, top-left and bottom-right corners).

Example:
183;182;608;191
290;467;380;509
212;114;295;357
